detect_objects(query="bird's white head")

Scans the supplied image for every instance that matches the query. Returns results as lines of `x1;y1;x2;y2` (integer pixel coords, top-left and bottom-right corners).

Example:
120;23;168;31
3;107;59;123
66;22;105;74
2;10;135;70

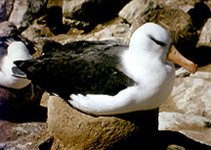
7;41;32;60
129;23;171;61
0;41;32;89
128;23;197;73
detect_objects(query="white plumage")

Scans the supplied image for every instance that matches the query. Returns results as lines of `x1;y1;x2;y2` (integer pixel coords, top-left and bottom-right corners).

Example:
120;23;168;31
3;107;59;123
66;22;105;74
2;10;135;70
0;41;31;89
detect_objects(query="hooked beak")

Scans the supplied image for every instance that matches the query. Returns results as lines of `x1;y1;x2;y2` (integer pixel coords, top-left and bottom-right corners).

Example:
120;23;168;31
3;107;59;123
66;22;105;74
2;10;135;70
167;45;197;73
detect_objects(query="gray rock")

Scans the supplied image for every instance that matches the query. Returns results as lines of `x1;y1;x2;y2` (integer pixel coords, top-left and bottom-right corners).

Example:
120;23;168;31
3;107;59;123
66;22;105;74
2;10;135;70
156;0;196;12
8;0;48;30
0;21;36;56
0;120;46;150
62;0;129;31
0;0;14;22
198;18;211;45
160;70;211;146
0;21;17;38
118;0;158;24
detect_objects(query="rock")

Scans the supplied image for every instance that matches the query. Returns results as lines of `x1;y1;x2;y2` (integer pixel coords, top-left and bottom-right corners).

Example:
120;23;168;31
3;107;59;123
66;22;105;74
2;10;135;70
0;84;46;122
47;96;211;150
0;120;46;150
198;18;211;45
161;71;211;117
159;111;211;146
0;21;17;38
62;0;129;31
0;21;37;59
121;4;198;53
47;0;63;8
21;21;54;42
0;0;14;22
160;70;211;146
47;96;159;149
119;0;158;24
8;0;48;30
159;111;211;131
156;0;196;12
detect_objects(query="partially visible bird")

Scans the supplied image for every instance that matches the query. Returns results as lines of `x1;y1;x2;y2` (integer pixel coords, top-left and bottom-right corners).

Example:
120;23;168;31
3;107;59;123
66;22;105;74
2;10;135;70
14;23;197;115
0;41;32;89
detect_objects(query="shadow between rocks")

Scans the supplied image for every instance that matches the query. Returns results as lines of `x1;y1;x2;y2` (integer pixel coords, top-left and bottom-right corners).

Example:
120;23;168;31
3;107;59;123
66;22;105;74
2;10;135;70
0;84;47;123
0;105;47;123
157;130;211;150
176;45;211;67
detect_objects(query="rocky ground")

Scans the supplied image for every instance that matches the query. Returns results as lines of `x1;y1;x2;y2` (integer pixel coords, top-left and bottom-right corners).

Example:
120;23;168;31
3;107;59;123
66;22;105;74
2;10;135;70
0;0;211;149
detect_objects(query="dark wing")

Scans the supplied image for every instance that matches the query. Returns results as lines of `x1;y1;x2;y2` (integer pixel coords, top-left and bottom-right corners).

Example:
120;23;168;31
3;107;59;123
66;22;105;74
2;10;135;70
14;40;134;100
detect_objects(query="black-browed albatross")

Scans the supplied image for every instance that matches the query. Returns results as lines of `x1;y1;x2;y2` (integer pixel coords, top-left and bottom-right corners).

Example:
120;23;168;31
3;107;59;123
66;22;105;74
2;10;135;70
14;23;197;115
0;41;32;89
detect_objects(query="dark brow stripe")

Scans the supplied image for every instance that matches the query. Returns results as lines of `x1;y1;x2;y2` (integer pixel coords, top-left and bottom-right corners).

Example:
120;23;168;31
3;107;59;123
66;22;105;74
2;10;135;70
148;35;166;46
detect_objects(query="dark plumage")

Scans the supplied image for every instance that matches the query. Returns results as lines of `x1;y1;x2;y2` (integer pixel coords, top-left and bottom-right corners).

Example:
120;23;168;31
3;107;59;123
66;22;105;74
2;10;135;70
15;40;134;100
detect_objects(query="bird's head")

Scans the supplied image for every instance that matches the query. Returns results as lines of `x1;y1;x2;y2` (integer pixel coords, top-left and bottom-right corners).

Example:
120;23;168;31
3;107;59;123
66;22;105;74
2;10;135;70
129;23;197;73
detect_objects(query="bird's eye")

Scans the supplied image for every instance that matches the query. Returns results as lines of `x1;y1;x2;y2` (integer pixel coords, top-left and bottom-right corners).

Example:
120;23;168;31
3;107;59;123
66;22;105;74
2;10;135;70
148;35;166;46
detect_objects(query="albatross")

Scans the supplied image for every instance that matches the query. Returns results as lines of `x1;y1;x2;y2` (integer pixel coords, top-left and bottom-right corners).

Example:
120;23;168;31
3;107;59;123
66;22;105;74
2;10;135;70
0;41;32;89
14;23;197;115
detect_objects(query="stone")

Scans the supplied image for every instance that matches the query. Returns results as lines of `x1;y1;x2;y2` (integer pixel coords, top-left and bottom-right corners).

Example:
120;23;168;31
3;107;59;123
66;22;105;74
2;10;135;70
62;0;129;31
171;71;211;117
156;0;196;12
159;111;211;131
121;4;198;53
0;21;17;38
198;18;211;45
118;0;158;24
0;0;14;22
0;21;36;59
8;0;48;30
47;96;159;150
160;70;211;146
0;120;46;150
47;0;63;8
47;96;211;149
0;84;46;122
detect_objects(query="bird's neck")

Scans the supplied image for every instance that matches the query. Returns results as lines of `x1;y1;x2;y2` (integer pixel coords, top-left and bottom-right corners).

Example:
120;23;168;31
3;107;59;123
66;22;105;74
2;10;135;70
121;49;168;84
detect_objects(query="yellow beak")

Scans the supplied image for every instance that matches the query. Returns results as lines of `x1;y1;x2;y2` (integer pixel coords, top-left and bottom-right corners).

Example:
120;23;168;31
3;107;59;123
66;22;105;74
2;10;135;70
167;45;197;73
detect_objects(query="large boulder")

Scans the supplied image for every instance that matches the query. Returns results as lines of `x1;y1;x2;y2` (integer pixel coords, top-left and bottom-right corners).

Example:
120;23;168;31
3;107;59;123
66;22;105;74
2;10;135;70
8;0;48;30
62;0;130;31
47;96;159;149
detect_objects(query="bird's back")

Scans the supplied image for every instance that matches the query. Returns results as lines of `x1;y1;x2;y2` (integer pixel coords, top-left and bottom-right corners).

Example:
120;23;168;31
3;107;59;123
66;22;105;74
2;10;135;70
15;40;135;100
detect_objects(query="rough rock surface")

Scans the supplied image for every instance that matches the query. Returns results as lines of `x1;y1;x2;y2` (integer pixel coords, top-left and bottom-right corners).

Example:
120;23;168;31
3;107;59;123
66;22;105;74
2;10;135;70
0;0;14;22
160;68;211;146
198;18;211;45
48;96;211;150
62;0;129;31
48;96;159;149
8;0;48;30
